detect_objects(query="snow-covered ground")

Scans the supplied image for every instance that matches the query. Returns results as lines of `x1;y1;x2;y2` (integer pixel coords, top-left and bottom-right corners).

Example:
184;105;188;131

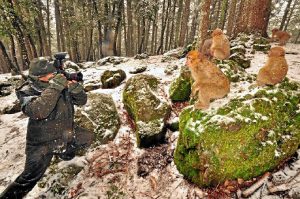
0;42;299;199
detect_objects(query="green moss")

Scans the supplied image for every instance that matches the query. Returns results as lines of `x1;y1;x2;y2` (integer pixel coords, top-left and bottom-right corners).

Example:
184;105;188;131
123;74;171;147
174;84;300;187
169;66;192;102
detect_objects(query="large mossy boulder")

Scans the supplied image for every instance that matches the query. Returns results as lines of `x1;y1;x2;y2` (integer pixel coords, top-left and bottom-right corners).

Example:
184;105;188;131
174;80;300;187
101;69;126;88
75;93;121;145
123;74;171;148
169;66;192;102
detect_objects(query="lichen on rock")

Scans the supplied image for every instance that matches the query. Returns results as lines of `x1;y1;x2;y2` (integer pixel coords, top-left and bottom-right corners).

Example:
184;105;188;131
174;80;300;187
123;74;171;147
75;93;121;145
169;66;192;102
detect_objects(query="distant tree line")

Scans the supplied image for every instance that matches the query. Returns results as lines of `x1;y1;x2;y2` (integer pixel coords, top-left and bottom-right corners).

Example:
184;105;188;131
0;0;299;73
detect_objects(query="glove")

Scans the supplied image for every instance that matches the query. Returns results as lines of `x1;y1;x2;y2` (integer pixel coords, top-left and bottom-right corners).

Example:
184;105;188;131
49;74;68;91
68;82;84;94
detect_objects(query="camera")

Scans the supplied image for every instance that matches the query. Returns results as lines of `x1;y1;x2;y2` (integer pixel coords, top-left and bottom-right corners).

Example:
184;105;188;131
53;52;83;82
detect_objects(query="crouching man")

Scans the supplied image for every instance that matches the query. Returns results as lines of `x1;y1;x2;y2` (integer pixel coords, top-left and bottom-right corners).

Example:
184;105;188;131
0;57;94;199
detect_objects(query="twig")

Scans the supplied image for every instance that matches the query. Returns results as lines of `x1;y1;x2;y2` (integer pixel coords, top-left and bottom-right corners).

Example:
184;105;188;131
242;172;271;198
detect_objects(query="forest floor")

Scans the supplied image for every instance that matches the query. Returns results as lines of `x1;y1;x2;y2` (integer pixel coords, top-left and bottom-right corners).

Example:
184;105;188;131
0;42;299;199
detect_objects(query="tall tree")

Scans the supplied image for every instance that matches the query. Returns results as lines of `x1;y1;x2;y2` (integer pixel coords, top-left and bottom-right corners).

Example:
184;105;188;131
226;0;237;37
178;0;191;46
248;0;271;36
280;0;293;30
198;0;212;50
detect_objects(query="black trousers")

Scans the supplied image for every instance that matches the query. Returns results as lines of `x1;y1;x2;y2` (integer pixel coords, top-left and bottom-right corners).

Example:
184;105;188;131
0;126;93;199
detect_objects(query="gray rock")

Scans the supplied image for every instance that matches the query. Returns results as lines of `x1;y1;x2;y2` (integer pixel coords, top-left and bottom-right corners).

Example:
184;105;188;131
101;69;126;88
75;93;121;145
123;74;171;148
134;53;149;60
129;65;147;74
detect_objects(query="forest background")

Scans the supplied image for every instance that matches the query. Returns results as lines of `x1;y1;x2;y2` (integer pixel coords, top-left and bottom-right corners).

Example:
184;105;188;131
0;0;299;73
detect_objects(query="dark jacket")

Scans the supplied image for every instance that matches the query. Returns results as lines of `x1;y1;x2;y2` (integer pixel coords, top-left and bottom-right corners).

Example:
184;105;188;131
16;79;87;151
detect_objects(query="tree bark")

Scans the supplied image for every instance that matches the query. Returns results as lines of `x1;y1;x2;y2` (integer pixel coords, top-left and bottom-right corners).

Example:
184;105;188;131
9;35;20;70
283;0;297;31
126;0;134;56
219;0;229;30
198;0;212;50
280;0;293;30
6;0;30;69
226;0;237;37
179;0;191;47
0;40;20;74
113;0;123;56
174;0;184;48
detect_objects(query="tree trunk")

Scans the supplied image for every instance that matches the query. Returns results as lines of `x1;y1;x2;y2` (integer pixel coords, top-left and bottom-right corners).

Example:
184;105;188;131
9;35;20;70
280;0;293;30
198;0;212;50
92;0;103;58
213;0;221;29
248;0;271;36
6;0;30;69
179;0;191;46
46;0;52;55
138;17;146;54
283;0;297;31
188;0;200;44
226;0;237;37
174;0;184;48
126;0;134;56
168;0;177;50
113;0;123;56
219;0;229;30
0;40;20;74
295;29;300;43
54;0;62;51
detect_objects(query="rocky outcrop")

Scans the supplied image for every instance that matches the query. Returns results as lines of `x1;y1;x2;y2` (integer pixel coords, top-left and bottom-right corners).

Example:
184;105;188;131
75;93;121;144
123;74;171;147
174;80;300;187
101;69;126;88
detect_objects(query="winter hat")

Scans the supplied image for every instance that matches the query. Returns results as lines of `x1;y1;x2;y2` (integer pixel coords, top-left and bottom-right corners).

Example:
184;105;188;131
29;57;56;76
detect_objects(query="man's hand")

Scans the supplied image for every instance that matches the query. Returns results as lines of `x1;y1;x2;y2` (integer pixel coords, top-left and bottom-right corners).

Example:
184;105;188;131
68;81;84;94
49;74;68;91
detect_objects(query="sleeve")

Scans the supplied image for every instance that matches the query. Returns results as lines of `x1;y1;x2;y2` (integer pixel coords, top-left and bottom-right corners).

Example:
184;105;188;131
68;82;87;106
16;85;62;120
70;90;87;106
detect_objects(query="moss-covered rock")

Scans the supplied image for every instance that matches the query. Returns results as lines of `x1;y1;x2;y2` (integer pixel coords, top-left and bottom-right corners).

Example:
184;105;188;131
253;37;271;52
169;66;192;102
230;45;246;55
174;80;300;187
123;74;171;147
215;60;255;83
229;53;251;69
75;93;120;145
101;69;126;88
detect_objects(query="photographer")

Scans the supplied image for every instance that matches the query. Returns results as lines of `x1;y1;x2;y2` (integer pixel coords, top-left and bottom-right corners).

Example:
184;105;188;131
0;56;94;199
